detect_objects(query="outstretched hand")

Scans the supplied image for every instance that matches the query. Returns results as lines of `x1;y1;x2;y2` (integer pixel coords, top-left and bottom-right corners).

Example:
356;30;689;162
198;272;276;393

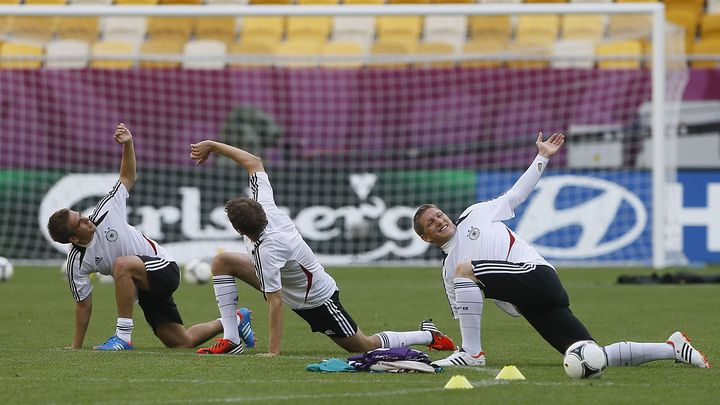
190;140;214;165
536;131;565;158
113;123;132;145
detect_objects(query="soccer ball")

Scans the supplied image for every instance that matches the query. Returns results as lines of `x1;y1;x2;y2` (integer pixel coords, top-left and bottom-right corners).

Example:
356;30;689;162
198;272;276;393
184;259;212;284
0;257;13;282
563;340;607;379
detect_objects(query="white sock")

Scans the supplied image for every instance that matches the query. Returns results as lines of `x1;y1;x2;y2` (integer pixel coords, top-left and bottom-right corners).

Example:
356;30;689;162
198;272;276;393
116;317;133;343
213;275;240;344
604;342;676;366
374;331;432;348
454;278;484;356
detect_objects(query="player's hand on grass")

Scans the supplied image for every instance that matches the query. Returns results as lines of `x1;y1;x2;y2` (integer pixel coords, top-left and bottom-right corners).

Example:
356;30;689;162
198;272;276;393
536;131;565;158
113;123;132;145
190;140;215;165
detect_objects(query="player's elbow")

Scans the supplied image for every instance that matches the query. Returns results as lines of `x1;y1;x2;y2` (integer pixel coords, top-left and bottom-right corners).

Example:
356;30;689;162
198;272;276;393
247;155;265;173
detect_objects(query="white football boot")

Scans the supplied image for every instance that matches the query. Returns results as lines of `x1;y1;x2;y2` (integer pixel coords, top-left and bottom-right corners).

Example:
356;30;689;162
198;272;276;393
432;349;486;367
666;331;711;368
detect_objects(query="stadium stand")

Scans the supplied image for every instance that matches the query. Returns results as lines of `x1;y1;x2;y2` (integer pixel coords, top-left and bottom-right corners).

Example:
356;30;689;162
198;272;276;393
45;39;90;68
596;39;644;69
183;39;227;69
321;41;364;67
139;38;184;68
90;39;135;69
0;41;44;69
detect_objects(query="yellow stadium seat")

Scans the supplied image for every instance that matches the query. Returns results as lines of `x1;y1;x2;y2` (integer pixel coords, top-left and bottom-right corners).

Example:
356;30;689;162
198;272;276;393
516;15;560;43
690;38;720;68
286;16;332;42
666;9;699;51
0;17;11;37
240;16;285;43
608;15;652;38
388;0;430;3
701;14;720;40
9;17;57;41
147;17;194;41
297;0;336;3
275;40;323;67
432;0;474;3
506;38;553;69
615;0;656;2
376;16;423;43
371;39;415;68
596;40;643;69
24;0;66;4
461;39;504;68
139;39;184;69
228;40;277;67
343;0;384;3
194;17;238;46
415;41;455;67
0;42;44;69
56;17;100;43
90;40;135;69
250;0;291;4
160;0;203;3
115;0;158;4
468;16;511;44
562;15;605;41
321;41;363;67
0;0;20;3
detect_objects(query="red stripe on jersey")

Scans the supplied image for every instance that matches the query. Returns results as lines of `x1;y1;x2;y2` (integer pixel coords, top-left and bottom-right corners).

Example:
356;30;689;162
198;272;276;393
300;265;313;304
506;227;515;260
143;235;158;255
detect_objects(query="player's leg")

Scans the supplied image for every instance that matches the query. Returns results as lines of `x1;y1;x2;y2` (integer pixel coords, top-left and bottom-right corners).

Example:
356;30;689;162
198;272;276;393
603;332;711;368
211;252;260;291
154;319;222;348
450;262;484;357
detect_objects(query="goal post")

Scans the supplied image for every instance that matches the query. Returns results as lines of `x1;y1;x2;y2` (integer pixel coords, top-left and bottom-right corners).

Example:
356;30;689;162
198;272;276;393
0;3;687;268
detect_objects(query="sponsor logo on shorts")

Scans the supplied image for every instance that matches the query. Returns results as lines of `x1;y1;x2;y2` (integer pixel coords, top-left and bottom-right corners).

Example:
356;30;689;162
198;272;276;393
324;329;335;336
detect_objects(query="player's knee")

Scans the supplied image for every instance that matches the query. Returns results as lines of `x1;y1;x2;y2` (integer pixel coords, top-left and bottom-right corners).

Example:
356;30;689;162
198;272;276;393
112;256;135;278
211;253;234;275
454;262;474;279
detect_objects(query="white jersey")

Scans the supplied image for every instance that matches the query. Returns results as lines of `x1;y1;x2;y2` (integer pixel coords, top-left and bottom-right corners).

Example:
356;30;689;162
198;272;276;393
441;155;552;318
65;180;172;302
244;172;337;310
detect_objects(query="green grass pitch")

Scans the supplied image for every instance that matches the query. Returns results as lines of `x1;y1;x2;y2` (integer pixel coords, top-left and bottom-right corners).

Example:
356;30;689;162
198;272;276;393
1;265;718;404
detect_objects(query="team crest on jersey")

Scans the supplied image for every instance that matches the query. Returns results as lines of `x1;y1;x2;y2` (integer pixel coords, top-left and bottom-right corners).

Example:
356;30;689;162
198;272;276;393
467;227;480;240
105;229;118;242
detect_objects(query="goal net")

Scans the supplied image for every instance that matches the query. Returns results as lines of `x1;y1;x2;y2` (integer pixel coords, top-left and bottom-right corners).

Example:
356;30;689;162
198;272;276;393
0;4;687;267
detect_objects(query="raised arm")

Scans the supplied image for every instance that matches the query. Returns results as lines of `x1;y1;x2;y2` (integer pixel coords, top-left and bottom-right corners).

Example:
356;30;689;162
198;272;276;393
190;140;265;175
114;123;137;191
501;132;564;210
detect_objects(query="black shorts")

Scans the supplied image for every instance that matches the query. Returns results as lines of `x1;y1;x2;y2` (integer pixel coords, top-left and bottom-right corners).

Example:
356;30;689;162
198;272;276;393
471;260;594;353
293;291;358;338
136;255;183;331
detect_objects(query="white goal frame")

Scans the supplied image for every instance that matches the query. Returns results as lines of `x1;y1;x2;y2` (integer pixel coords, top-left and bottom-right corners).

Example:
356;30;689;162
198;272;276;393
0;3;671;268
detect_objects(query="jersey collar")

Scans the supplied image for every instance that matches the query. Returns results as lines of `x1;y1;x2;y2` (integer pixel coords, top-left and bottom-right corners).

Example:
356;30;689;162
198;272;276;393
441;232;457;254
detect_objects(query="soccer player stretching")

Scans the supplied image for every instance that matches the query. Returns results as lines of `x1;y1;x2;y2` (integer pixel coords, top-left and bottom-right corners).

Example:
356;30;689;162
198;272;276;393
414;132;711;369
47;124;252;351
190;140;455;356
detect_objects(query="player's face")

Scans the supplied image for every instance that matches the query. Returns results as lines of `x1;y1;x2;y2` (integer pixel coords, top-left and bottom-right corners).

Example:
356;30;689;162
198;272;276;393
67;210;96;243
418;207;456;246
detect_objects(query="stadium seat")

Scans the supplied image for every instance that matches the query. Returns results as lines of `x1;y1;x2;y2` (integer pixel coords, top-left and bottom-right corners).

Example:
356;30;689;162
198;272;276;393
570;0;611;2
332;16;375;52
194;17;238;46
516;15;560;43
160;0;203;4
615;0;657;2
690;38;720;67
0;0;20;3
70;0;113;4
228;40;277;67
286;16;332;42
608;15;652;38
56;17;100;43
468;16;512;45
24;0;66;4
45;39;90;69
524;0;566;3
147;17;194;41
461;38;504;68
250;0;292;4
8;17;57;42
139;39;184;69
596;40;643;69
343;0;384;4
274;40;323;67
297;0;337;3
432;0;474;3
321;41;364;67
90;40;135;69
205;0;248;4
562;14;605;41
388;0;430;3
711;0;720;13
506;38;553;68
424;15;467;53
476;0;521;3
371;39;415;68
666;9;699;50
376;16;423;43
552;40;595;68
0;42;44;69
415;41;455;68
102;17;147;44
240;16;285;44
701;14;720;40
115;0;158;4
183;40;227;69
